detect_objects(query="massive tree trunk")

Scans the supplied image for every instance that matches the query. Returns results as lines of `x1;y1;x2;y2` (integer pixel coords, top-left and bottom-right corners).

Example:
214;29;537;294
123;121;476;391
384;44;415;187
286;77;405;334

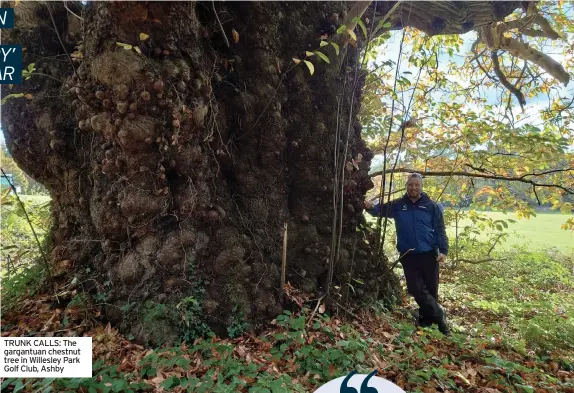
1;1;520;343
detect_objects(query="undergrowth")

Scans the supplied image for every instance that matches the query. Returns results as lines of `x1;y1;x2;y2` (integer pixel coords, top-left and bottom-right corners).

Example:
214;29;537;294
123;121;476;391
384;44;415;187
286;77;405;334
440;248;574;354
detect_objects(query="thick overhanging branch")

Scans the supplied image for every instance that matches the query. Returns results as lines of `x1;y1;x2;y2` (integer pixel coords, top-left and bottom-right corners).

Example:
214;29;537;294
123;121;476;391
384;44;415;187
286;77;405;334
477;5;569;86
375;0;569;102
373;1;522;35
498;11;561;40
368;167;574;195
495;34;569;85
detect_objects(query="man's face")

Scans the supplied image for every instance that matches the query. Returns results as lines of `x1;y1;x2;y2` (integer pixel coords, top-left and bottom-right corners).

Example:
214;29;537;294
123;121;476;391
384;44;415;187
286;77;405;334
407;177;422;199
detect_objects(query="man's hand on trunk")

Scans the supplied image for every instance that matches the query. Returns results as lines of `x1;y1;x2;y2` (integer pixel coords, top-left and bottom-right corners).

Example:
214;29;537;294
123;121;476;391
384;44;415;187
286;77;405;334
436;253;446;263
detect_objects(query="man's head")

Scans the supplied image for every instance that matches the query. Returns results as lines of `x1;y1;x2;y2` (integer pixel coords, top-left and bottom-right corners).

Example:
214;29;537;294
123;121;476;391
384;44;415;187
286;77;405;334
406;173;423;200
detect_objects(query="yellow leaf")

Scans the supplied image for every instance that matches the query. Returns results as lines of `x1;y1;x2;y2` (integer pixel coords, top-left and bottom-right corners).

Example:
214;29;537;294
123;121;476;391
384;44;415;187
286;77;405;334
305;51;315;57
292;58;301;65
330;42;340;56
133;47;142;54
232;29;240;44
116;42;132;50
347;28;357;41
24;94;33;99
303;60;314;75
139;33;150;41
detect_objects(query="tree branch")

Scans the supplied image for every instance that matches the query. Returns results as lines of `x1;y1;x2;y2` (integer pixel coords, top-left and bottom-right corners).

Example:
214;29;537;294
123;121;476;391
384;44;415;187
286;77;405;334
338;1;373;48
453;258;506;265
519;28;553;38
532;184;541;206
212;1;230;48
531;14;561;40
487;234;505;255
490;50;526;109
374;1;522;36
519;168;574;179
369;167;574;194
479;22;569;85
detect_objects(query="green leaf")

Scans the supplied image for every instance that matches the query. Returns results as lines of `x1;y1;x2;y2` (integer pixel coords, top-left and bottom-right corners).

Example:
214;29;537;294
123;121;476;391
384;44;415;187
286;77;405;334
314;51;330;64
112;380;128;392
176;358;190;367
1;379;15;391
303;60;314;75
1;93;24;104
516;384;536;393
330;42;340;56
352;17;368;38
319;40;328;47
377;20;392;31
336;24;347;35
13;380;24;393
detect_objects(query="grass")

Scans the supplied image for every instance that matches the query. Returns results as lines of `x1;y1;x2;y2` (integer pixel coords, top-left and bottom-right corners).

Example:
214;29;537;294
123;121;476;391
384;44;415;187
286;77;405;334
17;194;51;204
448;210;574;252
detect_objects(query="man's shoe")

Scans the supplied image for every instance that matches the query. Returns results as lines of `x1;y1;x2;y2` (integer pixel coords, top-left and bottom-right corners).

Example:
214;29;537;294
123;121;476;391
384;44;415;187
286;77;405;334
418;315;432;328
438;307;450;336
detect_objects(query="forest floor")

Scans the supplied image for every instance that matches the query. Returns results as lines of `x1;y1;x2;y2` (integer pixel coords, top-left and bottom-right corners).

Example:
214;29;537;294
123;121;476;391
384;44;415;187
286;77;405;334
1;248;573;393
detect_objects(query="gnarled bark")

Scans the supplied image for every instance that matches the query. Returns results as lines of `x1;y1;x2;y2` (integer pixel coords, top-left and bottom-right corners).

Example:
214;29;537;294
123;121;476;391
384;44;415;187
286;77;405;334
1;1;522;343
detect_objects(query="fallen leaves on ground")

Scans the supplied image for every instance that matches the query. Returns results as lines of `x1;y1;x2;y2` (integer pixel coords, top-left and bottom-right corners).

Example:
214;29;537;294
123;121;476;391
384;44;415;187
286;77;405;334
1;285;573;393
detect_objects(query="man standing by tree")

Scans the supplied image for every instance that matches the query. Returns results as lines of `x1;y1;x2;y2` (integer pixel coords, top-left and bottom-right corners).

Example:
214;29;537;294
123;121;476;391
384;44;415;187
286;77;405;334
365;173;450;335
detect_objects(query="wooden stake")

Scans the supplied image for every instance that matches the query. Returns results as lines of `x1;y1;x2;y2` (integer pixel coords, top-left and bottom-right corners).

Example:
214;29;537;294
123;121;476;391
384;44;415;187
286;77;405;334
280;221;288;303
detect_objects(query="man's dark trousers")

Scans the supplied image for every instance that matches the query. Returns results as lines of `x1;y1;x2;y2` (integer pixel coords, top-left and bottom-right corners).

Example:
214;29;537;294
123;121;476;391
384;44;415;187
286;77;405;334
401;251;442;325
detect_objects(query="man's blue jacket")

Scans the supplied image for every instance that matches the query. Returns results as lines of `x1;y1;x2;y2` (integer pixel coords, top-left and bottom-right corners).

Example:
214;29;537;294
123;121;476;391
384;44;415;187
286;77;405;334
367;193;448;256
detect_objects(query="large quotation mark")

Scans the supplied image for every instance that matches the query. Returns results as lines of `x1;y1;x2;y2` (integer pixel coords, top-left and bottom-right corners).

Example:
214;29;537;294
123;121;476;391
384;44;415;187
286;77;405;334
340;370;379;393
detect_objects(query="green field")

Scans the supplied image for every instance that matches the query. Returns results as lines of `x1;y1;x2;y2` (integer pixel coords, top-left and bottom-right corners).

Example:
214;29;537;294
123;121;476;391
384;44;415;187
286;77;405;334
18;195;51;204
448;210;574;252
